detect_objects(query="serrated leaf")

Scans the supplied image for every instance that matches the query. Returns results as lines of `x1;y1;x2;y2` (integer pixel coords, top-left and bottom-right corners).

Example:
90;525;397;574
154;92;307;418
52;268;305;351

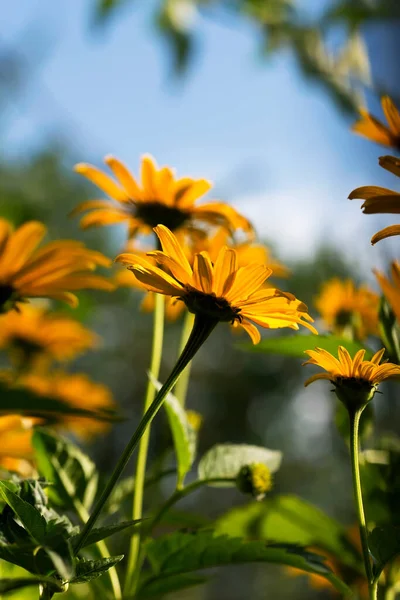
68;555;124;584
139;531;351;596
151;376;195;487
139;573;208;597
0;383;121;422
69;520;142;550
0;482;47;543
0;576;63;594
32;428;98;511
43;538;74;581
215;495;362;571
198;444;282;486
369;526;400;579
239;334;371;359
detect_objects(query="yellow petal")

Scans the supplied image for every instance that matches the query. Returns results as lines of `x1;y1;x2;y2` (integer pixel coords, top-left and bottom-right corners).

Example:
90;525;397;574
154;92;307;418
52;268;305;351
382;96;400;134
153;225;192;277
74;163;129;202
371;224;400;244
105;155;143;199
192;253;213;293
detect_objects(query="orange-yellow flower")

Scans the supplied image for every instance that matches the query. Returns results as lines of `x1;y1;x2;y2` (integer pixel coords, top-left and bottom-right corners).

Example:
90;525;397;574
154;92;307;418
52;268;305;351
352;96;400;149
73;154;253;240
314;278;379;340
21;372;116;439
303;346;400;389
375;260;400;323
116;224;316;344
0;304;98;366
0;415;35;476
0;219;114;312
349;155;400;244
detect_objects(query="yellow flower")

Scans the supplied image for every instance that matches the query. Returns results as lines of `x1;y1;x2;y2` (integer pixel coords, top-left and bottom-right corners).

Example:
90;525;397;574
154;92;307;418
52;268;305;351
375;261;400;323
352;96;400;149
116;224;316;344
303;347;400;408
0;415;35;476
21;372;116;439
0;304;98;366
73;154;253;240
314;278;379;340
116;227;289;321
236;463;272;500
0;219;114;312
349;155;400;244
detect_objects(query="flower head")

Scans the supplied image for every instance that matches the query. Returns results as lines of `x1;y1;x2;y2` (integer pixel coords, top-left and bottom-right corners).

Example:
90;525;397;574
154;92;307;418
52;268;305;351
73;155;253;240
21;372;116;439
0;219;114;312
315;278;379;340
116;224;316;344
375;261;400;323
352;96;400;149
349;155;400;244
0;304;98;367
236;463;272;501
304;346;400;409
0;416;34;476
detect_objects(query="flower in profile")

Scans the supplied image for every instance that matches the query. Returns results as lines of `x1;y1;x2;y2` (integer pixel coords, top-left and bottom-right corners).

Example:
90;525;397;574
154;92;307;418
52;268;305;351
0;416;35;476
116;227;289;321
116;224;316;344
0;219;114;312
73;155;253;240
352;96;400;149
349;155;400;244
21;372;116;439
314;278;379;340
0;304;98;368
303;346;400;409
375;261;400;323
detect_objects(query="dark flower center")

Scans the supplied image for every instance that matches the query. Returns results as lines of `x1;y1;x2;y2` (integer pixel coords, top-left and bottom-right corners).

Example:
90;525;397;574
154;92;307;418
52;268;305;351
134;202;189;231
183;290;242;323
335;309;353;328
0;285;15;312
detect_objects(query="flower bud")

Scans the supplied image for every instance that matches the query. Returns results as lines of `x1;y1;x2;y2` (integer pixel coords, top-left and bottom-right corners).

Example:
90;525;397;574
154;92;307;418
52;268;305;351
236;462;272;501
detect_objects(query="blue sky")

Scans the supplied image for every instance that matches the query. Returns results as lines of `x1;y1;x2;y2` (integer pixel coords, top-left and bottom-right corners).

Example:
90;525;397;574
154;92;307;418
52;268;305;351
2;0;398;272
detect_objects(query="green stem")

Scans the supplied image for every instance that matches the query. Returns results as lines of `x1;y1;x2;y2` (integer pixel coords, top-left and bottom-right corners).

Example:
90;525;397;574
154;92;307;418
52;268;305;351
123;294;165;595
370;580;378;599
173;311;195;407
73;498;122;600
349;408;374;591
73;314;218;556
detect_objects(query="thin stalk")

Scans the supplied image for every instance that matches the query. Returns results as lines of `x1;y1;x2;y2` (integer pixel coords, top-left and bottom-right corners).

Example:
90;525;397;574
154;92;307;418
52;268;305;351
73;498;122;600
349;408;374;592
124;294;165;594
74;314;218;555
173;310;195;406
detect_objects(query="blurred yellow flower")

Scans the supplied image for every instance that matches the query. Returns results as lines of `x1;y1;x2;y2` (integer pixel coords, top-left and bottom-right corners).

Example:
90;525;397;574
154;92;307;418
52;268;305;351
303;346;400;389
352;96;400;149
0;304;98;367
116;227;289;321
315;278;379;340
21;372;116;439
73;154;253;240
375;260;400;323
0;219;114;312
0;415;35;476
349;155;400;244
116;224;316;344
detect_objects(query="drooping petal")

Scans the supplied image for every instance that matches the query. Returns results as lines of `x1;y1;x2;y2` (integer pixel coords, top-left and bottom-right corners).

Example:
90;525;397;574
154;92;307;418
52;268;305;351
371;224;400;244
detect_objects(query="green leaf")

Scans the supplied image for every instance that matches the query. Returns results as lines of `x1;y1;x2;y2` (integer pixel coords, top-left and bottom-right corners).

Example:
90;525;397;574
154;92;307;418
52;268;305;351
0;542;38;573
43;539;74;581
156;0;195;73
239;334;371;359
69;520;141;550
0;383;121;422
32;428;98;511
369;526;400;579
104;476;134;515
0;576;63;594
0;482;47;543
139;573;208;598
151;377;195;487
94;0;129;23
198;444;282;486
68;555;124;584
139;531;352;596
215;495;362;571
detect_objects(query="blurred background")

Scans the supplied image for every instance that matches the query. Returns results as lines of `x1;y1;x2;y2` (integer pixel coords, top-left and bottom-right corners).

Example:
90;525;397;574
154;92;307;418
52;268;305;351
2;0;400;598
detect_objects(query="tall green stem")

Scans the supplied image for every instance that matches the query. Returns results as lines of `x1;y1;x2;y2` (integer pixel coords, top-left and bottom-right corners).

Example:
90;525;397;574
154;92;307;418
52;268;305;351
73;314;217;556
174;311;195;406
123;294;165;594
349;408;374;595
